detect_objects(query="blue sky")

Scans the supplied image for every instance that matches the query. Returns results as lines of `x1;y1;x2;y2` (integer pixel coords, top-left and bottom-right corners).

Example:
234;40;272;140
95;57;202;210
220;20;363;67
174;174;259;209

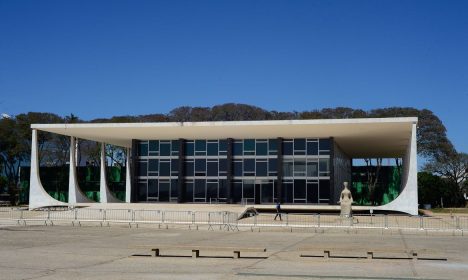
0;0;467;152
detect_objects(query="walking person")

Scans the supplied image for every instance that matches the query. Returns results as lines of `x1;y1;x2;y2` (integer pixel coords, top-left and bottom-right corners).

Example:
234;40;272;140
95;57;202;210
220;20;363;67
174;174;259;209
274;201;282;221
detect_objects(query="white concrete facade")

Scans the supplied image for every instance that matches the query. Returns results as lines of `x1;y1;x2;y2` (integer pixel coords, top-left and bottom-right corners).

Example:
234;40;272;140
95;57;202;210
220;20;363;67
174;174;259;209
28;129;66;209
374;123;418;215
28;118;419;214
99;143;121;203
68;136;93;204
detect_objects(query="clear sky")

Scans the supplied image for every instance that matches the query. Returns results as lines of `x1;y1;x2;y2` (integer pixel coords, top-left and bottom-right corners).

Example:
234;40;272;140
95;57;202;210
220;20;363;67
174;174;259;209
0;0;467;152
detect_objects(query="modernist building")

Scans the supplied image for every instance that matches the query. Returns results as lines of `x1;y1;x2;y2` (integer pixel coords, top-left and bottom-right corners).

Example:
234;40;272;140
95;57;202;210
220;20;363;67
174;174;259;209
29;117;418;215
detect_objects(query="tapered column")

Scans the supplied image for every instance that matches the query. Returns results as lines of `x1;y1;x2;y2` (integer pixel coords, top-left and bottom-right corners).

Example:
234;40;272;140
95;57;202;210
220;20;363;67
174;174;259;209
28;129;66;209
68;136;92;204
100;143;121;203
125;147;131;203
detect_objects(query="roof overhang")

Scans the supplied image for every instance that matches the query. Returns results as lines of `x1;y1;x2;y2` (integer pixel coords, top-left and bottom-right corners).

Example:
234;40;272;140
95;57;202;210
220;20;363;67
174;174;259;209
31;117;417;158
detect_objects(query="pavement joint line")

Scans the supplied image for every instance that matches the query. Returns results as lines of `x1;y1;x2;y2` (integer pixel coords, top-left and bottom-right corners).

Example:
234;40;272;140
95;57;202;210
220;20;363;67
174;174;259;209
236;272;447;280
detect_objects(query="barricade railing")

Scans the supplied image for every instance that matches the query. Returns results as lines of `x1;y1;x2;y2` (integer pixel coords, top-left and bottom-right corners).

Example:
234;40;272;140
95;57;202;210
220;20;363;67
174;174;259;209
133;210;163;224
104;209;133;222
457;216;468;230
3;208;468;232
163;210;193;225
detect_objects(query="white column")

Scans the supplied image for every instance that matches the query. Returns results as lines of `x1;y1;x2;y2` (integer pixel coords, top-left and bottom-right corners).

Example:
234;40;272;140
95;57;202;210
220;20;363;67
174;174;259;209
375;122;418;215
68;137;92;204
28;129;66;209
125;147;131;203
99;143;121;203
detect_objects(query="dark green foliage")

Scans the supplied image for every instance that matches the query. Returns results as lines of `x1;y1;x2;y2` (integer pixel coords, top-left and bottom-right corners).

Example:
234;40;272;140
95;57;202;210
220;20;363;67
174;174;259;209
18;166;126;204
351;166;401;206
418;172;465;208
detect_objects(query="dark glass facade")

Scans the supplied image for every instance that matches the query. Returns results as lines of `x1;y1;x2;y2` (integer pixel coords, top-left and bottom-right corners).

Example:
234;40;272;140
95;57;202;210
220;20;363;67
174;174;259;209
136;138;331;204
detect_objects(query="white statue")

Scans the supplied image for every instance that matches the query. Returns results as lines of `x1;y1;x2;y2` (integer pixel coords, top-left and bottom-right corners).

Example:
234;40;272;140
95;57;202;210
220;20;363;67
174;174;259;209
339;182;353;217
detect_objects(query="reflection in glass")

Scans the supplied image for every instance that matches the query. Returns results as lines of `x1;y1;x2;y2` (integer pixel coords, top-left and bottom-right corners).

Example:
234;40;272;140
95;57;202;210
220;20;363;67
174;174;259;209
294;159;306;176
282;161;293;177
307;160;318;177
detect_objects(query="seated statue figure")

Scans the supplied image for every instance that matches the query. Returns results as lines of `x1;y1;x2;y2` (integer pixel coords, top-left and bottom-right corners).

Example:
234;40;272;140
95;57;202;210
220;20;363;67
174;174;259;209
339;182;353;217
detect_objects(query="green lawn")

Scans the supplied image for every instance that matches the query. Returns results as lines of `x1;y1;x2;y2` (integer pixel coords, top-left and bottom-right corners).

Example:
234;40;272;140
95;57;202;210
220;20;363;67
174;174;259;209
430;207;468;214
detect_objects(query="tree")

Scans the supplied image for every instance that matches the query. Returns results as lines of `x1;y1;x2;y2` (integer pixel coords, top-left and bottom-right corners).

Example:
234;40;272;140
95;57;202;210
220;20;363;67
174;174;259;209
418;172;465;207
0;117;23;186
424;152;468;188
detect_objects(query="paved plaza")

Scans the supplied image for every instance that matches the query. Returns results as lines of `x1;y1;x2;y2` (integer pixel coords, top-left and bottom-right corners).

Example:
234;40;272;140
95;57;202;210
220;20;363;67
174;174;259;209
0;222;467;280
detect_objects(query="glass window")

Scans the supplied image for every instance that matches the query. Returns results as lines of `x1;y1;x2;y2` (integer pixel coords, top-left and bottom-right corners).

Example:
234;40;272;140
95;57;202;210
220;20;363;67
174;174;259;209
256;142;268;156
159;180;170;201
256;161;268;176
160;142;171;156
185;181;194;202
319;158;329;175
159;160;170;176
138;161;147;177
243;139;255;155
207;161;218;177
138;142;148;157
319;180;330;200
319;139;331;151
218;179;227;198
233;180;242;202
294;139;306;151
171;140;179;155
268;158;277;174
307;160;318;177
307;141;318;155
219;140;227;154
207;142;218;156
148;179;158;198
148;159;159;172
233;160;243;177
244;159;255;172
138;181;147;201
268;139;278;154
171;179;178;198
219;159;227;174
283;141;293;155
185;161;194;176
194;179;206;199
149;140;159;152
195;159;206;173
184;142;194;156
307;182;318;203
207;182;218;199
282;161;293;177
171;159;179;175
195;140;206;151
282;181;293;203
294;179;306;199
242;179;254;199
233;141;243;156
294;159;306;176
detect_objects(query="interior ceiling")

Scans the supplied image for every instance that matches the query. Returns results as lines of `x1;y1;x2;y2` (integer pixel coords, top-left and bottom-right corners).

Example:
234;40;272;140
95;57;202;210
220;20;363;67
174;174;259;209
32;118;416;158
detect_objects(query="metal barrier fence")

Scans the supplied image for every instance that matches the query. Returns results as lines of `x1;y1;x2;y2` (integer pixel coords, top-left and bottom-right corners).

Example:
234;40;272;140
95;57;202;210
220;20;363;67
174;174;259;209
1;208;467;233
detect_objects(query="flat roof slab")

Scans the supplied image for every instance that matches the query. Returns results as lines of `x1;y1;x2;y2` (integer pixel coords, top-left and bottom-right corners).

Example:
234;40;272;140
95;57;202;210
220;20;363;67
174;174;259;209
32;117;417;157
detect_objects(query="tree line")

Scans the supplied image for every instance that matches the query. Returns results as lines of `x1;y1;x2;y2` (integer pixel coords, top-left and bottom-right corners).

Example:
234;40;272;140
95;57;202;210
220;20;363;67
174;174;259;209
1;103;466;207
